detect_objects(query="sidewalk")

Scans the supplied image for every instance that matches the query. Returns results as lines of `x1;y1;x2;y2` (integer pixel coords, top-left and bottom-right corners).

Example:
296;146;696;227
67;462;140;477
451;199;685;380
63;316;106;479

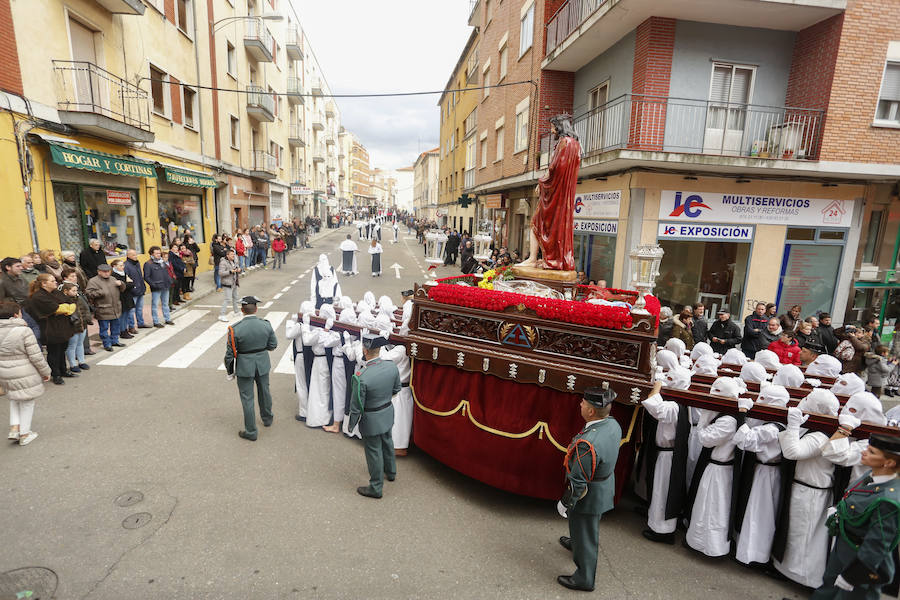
84;226;348;349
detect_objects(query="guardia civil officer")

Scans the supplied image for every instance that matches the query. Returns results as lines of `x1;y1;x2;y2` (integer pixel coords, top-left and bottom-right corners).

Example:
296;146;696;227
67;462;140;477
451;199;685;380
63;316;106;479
224;296;278;441
349;333;401;499
557;382;622;591
811;433;900;599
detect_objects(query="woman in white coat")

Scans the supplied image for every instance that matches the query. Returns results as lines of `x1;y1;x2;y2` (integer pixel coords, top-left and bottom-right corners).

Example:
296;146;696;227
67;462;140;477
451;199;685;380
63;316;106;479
285;300;316;422
0;302;51;446
302;303;340;428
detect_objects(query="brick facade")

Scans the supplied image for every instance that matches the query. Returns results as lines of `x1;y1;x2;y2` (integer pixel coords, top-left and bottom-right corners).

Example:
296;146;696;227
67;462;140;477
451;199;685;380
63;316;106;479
818;0;900;164
537;69;574;145
0;0;23;95
629;17;675;151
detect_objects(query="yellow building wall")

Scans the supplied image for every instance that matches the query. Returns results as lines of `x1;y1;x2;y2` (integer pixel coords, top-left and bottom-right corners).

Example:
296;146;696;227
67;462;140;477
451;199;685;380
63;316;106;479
0;117;33;258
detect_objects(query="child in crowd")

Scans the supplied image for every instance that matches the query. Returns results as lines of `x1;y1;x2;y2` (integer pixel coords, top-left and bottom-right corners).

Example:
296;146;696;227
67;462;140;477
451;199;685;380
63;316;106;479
272;235;286;270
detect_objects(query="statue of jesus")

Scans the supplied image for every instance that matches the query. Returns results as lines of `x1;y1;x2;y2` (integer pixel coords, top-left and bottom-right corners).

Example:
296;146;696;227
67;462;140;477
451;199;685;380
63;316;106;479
519;114;581;271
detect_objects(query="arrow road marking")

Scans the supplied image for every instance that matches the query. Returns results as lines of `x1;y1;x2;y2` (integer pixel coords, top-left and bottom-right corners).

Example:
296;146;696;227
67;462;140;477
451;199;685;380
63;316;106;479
390;263;405;279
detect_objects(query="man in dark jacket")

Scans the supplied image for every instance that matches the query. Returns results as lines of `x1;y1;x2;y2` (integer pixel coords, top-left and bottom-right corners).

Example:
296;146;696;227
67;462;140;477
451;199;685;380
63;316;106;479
708;309;741;354
690;302;708;346
124;249;148;330
818;312;839;355
741;302;770;358
143;246;174;327
78;238;107;279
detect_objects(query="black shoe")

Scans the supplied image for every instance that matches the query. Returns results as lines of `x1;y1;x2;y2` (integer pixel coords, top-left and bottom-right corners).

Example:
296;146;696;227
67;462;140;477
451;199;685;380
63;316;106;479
112;342;126;347
119;332;133;339
165;320;175;325
263;419;273;427
103;346;114;352
386;474;396;482
78;363;90;370
559;536;572;552
642;529;675;545
556;575;593;592
84;349;96;355
52;376;65;385
356;486;382;499
153;323;165;328
295;414;306;422
238;430;257;441
62;370;79;378
138;324;152;329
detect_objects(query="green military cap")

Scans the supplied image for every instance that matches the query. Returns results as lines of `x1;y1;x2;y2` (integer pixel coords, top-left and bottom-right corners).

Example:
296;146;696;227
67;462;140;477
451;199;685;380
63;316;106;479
240;295;261;305
869;433;900;455
362;333;389;349
584;382;616;408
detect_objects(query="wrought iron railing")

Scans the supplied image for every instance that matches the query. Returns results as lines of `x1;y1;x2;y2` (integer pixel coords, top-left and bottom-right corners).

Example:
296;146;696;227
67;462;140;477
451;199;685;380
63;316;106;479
53;60;150;131
287;26;303;52
287;77;303;95
246;85;274;115
251;150;277;174
291;169;306;185
540;94;824;165
244;19;274;57
289;122;304;143
545;0;613;55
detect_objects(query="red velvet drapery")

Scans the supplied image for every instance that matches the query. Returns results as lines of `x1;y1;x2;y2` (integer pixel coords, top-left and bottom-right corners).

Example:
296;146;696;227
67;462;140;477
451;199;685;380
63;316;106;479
411;361;637;501
533;136;581;271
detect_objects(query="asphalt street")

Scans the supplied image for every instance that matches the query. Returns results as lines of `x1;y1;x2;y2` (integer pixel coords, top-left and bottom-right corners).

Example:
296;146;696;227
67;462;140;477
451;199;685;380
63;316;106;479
1;225;810;599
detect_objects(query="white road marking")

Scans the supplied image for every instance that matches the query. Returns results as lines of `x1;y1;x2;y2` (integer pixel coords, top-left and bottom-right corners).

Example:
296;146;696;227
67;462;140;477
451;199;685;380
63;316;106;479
291;279;298;284
273;293;283;300
98;310;208;366
273;347;296;374
159;320;233;368
281;286;291;292
194;304;223;308
261;301;273;309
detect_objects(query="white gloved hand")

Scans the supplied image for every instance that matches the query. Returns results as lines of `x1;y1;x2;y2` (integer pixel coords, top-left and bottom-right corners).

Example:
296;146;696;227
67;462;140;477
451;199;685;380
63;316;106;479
826;506;837;519
805;378;822;388
556;501;568;519
834;575;854;592
737;397;754;413
787;407;809;429
360;328;369;338
838;414;861;430
325;318;334;330
343;331;351;344
302;313;310;326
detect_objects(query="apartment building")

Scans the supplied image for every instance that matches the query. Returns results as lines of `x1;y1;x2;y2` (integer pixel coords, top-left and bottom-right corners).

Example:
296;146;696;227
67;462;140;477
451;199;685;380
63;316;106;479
0;0;353;263
350;134;374;207
450;0;900;326
413;148;439;219
337;127;352;208
395;166;414;212
438;28;479;234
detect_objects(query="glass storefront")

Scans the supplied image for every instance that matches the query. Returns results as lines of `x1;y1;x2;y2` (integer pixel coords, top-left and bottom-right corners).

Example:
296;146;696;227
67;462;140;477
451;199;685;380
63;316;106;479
158;192;204;246
53;183;142;256
777;227;846;316
574;234;616;284
656;240;750;316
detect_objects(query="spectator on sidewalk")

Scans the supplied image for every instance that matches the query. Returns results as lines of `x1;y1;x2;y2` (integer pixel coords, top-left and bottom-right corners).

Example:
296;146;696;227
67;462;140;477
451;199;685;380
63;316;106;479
211;234;227;291
0;300;51;446
218;249;241;322
865;345;895;397
272;235;286;269
818;312;839;355
19;254;40;285
124;249;148;331
690;302;708;346
110;259;135;340
168;244;185;307
38;249;63;282
86;264;125;352
143;246;174;328
78;238;107;280
60;272;92;373
741;302;770;358
255;228;270;269
26;273;76;384
708;309;741;354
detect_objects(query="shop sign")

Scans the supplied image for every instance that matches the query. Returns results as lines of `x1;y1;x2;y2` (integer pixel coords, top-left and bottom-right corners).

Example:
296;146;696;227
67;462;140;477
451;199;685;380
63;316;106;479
163;167;217;188
482;194;503;209
574;220;617;234
49;143;156;178
291;185;312;195
574;191;621;219
106;190;132;206
658;222;753;241
659;191;852;227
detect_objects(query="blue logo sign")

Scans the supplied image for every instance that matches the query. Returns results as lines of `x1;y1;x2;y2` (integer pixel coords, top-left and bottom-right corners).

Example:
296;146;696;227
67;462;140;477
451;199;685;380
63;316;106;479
669;191;711;218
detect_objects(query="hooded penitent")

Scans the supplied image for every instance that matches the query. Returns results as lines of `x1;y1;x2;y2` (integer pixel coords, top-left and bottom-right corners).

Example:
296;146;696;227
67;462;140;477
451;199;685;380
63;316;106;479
805;354;842;378
754;350;781;371
662;366;692;391
830;373;865;397
665;337;687;357
722;348;749;367
657;349;679;372
740;362;770;385
840;391;887;425
772;364;804;388
690;342;714;362
693;354;721;377
797;388;840;417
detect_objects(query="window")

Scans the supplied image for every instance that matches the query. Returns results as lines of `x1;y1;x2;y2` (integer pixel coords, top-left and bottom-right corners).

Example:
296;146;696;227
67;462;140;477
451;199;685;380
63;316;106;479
486;0;492;23
876;63;900;124
53;183;143;256
159;193;205;245
230;116;240;148
483;65;491;100
226;42;236;78
499;44;508;81
182;86;197;129
514;96;529;153
863;211;884;263
519;2;534;57
464;108;477;137
480;134;487;168
496;126;504;161
149;65;168;116
175;0;192;36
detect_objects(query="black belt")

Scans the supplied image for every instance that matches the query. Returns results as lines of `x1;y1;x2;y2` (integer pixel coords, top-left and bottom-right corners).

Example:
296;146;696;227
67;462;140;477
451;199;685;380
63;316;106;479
710;459;734;466
239;347;266;354
794;479;830;491
221;284;232;288
367;400;392;412
401;382;410;388
656;446;674;452
756;458;782;466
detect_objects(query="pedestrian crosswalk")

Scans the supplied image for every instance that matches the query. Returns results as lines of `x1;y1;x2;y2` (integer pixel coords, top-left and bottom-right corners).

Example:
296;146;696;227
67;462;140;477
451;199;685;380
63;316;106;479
94;309;296;374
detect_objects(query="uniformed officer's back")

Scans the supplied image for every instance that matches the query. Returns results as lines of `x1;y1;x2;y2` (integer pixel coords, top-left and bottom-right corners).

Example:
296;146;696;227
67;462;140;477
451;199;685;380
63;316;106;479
229;314;277;377
353;358;400;437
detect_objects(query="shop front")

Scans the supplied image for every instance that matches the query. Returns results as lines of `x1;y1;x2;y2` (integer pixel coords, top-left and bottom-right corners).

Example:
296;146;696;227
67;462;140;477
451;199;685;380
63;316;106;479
573;190;620;284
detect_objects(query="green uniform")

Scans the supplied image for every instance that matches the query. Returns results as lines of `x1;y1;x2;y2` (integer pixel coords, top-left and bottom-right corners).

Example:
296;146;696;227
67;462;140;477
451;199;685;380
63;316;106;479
224;315;278;439
563;417;622;590
813;473;900;599
349;357;401;496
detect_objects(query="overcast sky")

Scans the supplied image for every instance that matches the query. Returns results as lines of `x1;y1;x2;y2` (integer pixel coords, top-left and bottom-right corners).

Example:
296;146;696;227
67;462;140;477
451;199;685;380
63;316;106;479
292;0;472;170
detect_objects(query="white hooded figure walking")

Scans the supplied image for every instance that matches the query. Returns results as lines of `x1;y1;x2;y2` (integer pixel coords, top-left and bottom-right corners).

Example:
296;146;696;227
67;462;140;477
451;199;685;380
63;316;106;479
378;305;413;454
285;300;316;422
392;221;399;244
368;239;383;277
821;391;887;481
310;254;342;309
339;235;359;276
301;303;341;428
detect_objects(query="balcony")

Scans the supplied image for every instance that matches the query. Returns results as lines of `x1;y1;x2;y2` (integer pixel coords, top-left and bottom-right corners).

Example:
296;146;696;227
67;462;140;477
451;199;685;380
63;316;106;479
327;157;336;171
291;169;307;186
250;151;277;179
311;114;325;131
286;77;304;105
325;103;336;119
540;94;824;173
468;0;481;28
246;85;275;122
288;122;305;148
325;134;335;146
543;0;846;72
244;20;274;63
312;144;326;162
52;60;153;143
286;26;304;61
92;0;144;14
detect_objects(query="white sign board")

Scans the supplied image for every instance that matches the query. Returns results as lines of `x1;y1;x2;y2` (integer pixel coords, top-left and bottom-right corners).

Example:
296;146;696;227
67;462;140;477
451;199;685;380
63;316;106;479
658;191;853;227
291;185;312;196
658;222;753;242
575;220;618;234
574;191;621;219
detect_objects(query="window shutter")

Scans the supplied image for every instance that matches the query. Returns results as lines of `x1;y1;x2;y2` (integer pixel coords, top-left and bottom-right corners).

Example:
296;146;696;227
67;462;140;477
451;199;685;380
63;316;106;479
709;66;731;103
730;68;752;104
170;75;182;124
881;63;900;102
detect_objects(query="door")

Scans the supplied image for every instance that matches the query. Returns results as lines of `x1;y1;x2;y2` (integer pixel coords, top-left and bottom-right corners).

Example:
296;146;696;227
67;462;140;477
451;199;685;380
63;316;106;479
704;64;754;155
584;82;608;153
69;18;100;111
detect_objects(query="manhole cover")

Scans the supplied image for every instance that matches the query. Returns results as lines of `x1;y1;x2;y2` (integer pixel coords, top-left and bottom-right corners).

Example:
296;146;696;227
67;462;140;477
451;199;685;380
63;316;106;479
0;567;58;599
122;512;152;529
114;491;144;508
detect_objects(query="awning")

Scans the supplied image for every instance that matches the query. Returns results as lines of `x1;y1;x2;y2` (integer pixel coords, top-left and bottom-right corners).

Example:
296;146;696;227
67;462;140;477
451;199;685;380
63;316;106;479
48;142;156;178
159;164;217;188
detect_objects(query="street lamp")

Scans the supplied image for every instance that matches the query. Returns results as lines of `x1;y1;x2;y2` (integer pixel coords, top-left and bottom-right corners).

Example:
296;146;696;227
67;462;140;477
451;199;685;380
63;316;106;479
628;244;664;314
213;13;283;33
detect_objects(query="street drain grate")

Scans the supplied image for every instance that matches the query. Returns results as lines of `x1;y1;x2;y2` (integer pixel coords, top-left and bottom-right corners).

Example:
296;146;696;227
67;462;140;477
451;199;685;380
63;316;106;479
114;491;144;507
122;512;152;529
0;567;58;599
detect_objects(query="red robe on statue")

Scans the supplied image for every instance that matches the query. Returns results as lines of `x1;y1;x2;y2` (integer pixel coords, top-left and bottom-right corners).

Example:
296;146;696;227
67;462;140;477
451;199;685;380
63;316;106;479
533;135;581;271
